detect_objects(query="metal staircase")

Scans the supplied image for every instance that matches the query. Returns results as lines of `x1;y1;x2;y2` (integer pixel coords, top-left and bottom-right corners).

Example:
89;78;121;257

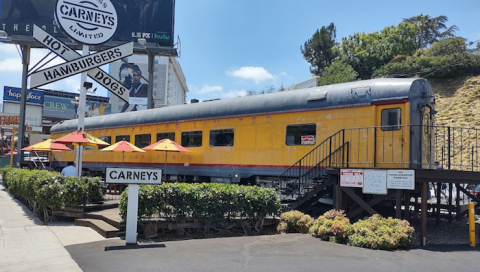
274;130;348;210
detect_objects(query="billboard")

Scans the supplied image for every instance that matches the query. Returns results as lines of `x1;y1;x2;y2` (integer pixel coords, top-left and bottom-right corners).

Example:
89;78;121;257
43;95;111;119
3;86;44;105
109;54;167;113
0;0;175;46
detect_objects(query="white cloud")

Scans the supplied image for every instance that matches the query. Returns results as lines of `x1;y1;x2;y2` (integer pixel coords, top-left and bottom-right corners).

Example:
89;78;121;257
226;66;274;84
279;72;288;77
0;46;64;72
221;89;248;98
198;85;223;94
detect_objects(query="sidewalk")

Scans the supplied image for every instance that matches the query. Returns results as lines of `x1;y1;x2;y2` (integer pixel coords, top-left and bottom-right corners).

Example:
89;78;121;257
0;181;106;272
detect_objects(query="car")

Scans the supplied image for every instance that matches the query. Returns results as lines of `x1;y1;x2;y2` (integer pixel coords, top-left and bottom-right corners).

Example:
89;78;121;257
470;184;480;199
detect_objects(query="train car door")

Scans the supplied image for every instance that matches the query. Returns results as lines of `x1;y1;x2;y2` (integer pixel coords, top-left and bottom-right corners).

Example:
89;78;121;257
375;104;408;168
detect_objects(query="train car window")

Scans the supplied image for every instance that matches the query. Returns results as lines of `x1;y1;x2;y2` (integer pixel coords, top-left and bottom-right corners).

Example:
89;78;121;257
156;132;175;142
286;124;316;146
181;131;202;147
115;135;130;143
98;136;111;150
135;134;152;148
209;129;234;147
381;108;401;131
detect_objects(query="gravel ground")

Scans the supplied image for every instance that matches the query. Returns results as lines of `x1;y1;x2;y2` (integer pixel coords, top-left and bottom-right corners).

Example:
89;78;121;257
410;216;479;246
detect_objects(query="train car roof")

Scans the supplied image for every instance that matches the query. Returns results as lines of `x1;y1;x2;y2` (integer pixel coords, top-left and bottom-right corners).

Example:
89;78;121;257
51;78;433;133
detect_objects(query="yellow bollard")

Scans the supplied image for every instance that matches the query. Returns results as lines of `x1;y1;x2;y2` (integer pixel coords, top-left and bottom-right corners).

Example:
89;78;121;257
468;202;475;247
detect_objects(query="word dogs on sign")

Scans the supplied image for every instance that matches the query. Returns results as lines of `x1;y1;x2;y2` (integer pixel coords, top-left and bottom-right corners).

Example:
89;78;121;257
33;25;130;102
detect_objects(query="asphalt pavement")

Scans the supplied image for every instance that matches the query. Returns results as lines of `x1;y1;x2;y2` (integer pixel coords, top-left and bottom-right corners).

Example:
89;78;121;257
1;180;480;272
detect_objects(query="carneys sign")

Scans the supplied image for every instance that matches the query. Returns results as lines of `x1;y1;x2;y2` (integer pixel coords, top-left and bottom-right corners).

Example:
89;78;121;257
29;0;132;103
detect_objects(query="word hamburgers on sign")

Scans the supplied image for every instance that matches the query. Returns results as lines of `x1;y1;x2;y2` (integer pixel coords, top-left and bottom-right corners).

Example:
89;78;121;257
30;41;133;89
55;0;118;46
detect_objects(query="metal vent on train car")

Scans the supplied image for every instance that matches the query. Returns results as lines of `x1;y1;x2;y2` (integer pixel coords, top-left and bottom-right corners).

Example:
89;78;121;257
306;89;328;101
351;86;371;100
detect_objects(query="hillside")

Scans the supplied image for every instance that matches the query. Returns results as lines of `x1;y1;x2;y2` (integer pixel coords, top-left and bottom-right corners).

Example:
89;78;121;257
430;75;480;128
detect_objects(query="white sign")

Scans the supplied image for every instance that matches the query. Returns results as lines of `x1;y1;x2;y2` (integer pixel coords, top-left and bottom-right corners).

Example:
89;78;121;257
33;25;129;102
106;168;162;184
55;0;118;45
30;42;133;89
363;169;387;195
340;169;364;188
387;170;415;190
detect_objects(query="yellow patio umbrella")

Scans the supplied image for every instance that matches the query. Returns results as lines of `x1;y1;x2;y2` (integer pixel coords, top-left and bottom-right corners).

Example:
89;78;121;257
100;140;145;162
142;139;191;180
22;139;71;151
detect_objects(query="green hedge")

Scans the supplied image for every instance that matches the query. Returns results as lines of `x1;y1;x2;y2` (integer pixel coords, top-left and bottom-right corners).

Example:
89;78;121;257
119;183;281;226
1;167;104;222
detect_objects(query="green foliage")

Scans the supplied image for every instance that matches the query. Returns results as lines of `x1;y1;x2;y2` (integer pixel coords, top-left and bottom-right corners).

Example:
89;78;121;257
348;214;415;250
301;22;339;76
309;210;351;243
276;210;313;234
340;22;419;79
403;14;458;49
374;38;480;79
119;183;281;227
424;37;466;57
0;167;104;222
318;60;357;86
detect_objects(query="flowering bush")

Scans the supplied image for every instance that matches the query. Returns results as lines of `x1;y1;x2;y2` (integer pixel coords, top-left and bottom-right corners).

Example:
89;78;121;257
276;210;313;234
348;214;415;250
309;210;351;244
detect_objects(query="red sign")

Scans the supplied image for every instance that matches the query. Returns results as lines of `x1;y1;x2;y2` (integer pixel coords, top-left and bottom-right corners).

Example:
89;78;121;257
301;135;315;145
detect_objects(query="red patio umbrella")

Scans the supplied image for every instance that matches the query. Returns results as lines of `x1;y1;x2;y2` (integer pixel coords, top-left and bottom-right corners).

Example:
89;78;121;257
53;129;110;176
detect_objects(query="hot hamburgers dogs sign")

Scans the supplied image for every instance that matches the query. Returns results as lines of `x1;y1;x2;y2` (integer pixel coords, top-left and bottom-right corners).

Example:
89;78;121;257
55;0;118;46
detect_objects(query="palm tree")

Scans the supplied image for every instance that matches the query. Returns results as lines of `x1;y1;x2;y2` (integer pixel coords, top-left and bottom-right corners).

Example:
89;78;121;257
403;14;458;49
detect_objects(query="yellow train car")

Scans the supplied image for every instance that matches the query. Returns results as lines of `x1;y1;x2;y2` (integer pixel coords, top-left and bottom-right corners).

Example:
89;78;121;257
50;78;435;184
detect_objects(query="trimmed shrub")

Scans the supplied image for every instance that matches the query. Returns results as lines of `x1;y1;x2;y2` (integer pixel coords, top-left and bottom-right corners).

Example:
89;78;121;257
0;167;104;222
119;183;281;228
348;214;415;250
309;210;351;244
277;210;313;234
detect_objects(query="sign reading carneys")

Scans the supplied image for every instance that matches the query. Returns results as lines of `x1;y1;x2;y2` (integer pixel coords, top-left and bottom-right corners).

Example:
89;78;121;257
55;0;118;45
106;168;162;184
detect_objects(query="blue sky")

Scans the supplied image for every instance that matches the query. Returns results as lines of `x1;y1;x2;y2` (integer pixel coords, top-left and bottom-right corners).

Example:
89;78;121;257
0;0;479;103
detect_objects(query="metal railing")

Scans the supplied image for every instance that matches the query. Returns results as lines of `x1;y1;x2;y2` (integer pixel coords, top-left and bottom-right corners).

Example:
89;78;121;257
275;125;480;201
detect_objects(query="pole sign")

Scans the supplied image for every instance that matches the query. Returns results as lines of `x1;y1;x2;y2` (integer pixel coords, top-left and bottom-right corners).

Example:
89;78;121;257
55;0;118;46
106;167;161;244
32;25;130;102
30;41;133;88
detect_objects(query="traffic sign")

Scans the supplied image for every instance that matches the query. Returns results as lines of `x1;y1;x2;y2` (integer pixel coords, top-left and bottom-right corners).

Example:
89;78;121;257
32;25;130;102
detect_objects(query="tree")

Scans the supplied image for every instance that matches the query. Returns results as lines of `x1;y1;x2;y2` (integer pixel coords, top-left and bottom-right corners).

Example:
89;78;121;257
317;60;357;86
373;38;480;79
300;23;338;76
340;22;419;79
403;14;458;49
